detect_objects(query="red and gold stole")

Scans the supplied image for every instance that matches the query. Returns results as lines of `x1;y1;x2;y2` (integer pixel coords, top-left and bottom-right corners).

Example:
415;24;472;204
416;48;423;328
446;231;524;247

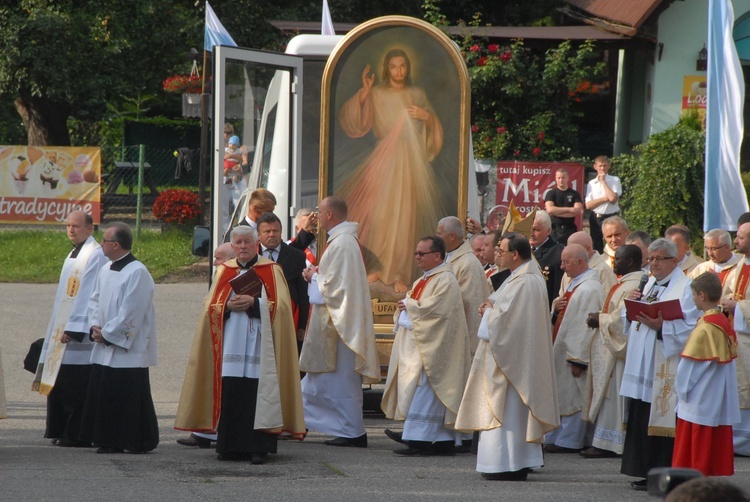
601;281;624;314
552;285;580;342
206;261;279;427
410;275;434;301
734;263;750;301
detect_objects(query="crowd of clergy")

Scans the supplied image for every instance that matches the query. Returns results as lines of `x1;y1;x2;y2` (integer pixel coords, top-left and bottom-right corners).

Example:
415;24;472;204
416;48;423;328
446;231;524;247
8;181;750;491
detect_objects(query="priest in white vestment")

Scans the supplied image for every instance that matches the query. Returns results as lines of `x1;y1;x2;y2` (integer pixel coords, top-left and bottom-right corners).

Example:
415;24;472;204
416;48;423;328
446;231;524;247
456;233;560;481
300;196;380;447
437;216;489;357
619;238;699;491
560;232;617;294
79;222;159;454
720;222;750;455
382;236;470;456
33;211;107;447
582;244;644;457
689;229;741;283
545;244;605;452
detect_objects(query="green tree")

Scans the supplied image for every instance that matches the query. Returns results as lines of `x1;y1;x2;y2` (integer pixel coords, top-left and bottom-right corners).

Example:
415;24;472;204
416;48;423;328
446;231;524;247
613;116;705;248
0;1;194;145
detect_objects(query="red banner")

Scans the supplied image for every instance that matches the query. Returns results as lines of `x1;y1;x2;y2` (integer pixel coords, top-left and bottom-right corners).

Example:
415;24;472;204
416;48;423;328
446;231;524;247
0;146;101;224
488;161;585;230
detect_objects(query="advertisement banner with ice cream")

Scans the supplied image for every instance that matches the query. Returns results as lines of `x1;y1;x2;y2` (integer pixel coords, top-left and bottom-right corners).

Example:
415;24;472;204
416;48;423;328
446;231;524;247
0;146;100;224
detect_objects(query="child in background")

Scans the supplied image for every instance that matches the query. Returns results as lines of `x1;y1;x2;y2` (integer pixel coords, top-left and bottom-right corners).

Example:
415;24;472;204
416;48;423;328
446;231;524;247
672;272;740;476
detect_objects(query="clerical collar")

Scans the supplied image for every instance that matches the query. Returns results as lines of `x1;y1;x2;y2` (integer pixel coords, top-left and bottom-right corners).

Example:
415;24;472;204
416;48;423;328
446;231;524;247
677;255;688;268
655;269;676;287
237;255;259;269
568;268;594;290
110;253;136;271
327;221;345;236
422;263;443;278
70;241;85;259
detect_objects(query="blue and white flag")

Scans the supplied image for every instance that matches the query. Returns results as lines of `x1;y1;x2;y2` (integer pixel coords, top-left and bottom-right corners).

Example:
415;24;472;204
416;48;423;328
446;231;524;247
322;0;335;36
205;1;237;51
705;0;749;231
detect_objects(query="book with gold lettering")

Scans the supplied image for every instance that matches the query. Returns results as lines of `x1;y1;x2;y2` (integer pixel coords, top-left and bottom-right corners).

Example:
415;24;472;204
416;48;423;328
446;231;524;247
229;268;263;297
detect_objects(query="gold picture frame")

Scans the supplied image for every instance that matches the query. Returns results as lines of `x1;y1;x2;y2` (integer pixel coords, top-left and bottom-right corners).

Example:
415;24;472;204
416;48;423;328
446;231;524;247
319;15;470;312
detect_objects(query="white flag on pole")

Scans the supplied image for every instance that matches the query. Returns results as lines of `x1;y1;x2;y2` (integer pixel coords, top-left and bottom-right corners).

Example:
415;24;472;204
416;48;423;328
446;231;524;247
205;1;238;51
322;0;336;36
705;0;749;231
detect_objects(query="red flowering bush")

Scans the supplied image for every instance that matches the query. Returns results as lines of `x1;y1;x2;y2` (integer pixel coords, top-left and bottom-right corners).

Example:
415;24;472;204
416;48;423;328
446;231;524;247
459;13;606;161
152;189;202;224
162;74;202;94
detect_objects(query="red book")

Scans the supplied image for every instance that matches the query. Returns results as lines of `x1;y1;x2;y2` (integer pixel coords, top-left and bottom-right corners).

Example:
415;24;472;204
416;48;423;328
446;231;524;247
624;298;683;322
229;268;263;297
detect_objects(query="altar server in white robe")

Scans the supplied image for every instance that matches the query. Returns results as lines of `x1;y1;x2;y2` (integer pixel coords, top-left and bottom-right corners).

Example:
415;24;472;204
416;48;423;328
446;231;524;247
456;232;560;481
619;238;699;491
300;196;380;448
79;222;159;454
33;211;107;446
545;244;605;452
582;244;644;457
382;236;470;456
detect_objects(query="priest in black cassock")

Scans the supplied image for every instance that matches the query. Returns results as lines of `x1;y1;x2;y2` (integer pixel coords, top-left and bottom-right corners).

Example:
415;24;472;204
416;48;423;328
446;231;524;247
79;222;159;454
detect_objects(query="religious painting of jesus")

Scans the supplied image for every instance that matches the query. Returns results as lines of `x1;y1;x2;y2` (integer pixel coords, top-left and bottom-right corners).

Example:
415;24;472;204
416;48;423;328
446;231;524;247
320;16;470;307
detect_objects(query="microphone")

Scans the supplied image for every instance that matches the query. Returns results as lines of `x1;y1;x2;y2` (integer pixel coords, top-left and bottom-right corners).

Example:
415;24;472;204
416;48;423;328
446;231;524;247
637;273;649;297
634;273;650;332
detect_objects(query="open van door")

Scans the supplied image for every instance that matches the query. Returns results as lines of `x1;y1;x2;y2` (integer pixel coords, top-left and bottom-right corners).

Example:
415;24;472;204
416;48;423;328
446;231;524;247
211;46;303;266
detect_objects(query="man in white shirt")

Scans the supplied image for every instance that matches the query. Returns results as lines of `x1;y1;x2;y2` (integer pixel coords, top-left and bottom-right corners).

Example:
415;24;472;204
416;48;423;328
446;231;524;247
585;156;622;254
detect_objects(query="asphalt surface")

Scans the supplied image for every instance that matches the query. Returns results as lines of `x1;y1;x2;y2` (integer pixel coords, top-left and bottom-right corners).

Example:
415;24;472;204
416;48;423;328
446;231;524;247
1;282;749;501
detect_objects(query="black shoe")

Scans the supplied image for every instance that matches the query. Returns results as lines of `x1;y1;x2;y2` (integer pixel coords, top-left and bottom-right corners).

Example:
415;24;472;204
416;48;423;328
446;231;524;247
50;439;61;446
217;453;246;461
384;429;406;445
250;453;267;465
393;446;424;456
421;441;455;457
323;434;367;448
176;433;213;448
455;440;472;454
481;468;529;481
579;446;618;459
543;444;582;454
631;479;647;491
56;438;90;448
96;446;124;454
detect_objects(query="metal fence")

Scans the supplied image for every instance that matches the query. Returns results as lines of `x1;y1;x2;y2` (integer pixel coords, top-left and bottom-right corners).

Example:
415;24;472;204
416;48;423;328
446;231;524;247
101;144;208;230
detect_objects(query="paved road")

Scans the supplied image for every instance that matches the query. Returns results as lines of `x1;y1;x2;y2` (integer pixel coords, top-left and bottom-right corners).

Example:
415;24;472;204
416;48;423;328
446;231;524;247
1;283;748;501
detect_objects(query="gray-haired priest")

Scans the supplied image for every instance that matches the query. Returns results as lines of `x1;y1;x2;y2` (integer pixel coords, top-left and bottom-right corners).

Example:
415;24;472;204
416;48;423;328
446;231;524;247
456;232;560;481
174;225;306;464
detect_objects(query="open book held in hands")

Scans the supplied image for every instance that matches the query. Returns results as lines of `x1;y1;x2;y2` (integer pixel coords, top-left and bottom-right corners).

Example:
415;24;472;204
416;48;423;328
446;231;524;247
625;298;683;322
229;268;263;297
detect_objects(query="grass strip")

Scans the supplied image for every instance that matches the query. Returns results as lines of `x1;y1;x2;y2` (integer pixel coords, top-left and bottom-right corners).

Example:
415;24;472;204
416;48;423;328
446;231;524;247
0;227;201;283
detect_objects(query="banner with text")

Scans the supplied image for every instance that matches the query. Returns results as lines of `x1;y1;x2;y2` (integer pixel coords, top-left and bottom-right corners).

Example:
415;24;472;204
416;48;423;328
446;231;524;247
489;161;585;230
0;146;101;224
